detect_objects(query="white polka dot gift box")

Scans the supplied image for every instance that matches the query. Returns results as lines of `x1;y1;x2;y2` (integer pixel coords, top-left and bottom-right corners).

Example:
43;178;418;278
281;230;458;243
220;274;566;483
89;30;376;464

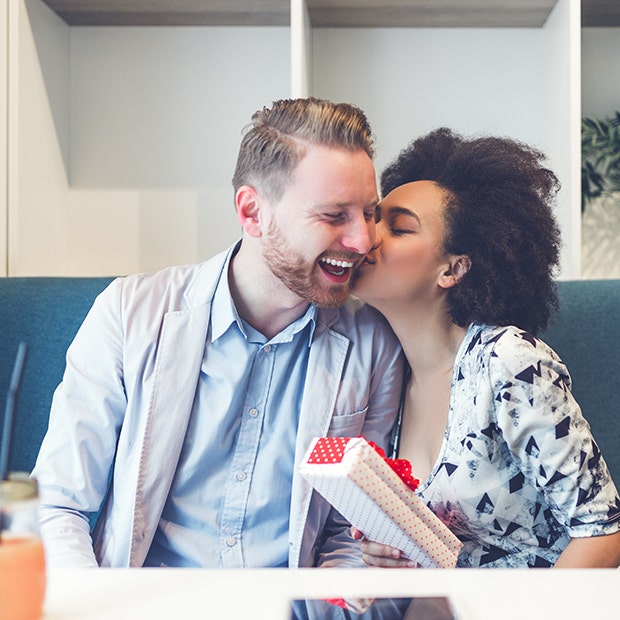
299;436;462;568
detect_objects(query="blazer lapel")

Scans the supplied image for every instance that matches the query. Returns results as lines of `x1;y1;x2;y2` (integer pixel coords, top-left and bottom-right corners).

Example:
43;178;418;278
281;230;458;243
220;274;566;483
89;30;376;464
129;255;229;565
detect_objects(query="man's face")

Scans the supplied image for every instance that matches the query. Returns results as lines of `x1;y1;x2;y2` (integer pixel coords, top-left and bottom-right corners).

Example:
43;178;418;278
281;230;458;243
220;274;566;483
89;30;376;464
261;144;379;307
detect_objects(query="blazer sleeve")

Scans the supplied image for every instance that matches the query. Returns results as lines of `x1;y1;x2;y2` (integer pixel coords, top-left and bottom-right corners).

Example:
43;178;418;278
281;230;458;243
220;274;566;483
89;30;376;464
33;278;127;567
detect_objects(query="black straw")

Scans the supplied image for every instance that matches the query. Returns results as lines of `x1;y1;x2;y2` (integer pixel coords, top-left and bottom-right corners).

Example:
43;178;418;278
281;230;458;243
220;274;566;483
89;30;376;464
0;342;28;481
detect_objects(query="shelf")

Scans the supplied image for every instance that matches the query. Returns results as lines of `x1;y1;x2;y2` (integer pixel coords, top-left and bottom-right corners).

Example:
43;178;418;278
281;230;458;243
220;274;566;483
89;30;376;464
308;1;557;28
39;0;291;27
40;0;620;28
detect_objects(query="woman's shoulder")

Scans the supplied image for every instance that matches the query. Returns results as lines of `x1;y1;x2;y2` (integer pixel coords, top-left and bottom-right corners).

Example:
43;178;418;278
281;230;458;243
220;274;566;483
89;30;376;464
468;323;556;356
468;323;569;385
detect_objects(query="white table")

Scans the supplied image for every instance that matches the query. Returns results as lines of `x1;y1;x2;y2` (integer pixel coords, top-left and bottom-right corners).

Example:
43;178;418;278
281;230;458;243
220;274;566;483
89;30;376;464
43;567;619;619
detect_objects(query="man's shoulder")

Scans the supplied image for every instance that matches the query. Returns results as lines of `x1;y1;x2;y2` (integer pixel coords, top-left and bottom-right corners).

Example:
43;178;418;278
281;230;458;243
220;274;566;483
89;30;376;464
118;261;210;289
318;297;398;343
106;248;231;310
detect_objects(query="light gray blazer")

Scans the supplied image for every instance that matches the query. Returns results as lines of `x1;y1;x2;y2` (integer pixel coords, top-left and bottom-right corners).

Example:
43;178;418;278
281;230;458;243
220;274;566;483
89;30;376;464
34;243;404;568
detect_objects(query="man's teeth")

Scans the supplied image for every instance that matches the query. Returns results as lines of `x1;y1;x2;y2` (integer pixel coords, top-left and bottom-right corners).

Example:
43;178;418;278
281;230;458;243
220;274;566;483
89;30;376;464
320;258;354;268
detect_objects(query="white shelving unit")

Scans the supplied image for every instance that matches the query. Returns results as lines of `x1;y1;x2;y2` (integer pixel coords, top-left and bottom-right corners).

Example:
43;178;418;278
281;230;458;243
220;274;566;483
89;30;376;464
0;0;607;278
0;1;8;277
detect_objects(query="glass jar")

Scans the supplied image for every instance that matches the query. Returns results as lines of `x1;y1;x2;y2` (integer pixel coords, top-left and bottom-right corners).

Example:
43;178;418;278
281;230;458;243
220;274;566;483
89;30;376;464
0;473;46;620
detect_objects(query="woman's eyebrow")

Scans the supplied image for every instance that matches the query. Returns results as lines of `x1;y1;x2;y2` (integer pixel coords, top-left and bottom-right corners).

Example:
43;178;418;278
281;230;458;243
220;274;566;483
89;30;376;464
389;205;421;224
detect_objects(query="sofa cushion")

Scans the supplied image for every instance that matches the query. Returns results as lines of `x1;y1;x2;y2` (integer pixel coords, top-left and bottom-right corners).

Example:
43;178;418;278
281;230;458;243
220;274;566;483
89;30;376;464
1;277;618;492
0;277;114;474
540;279;620;487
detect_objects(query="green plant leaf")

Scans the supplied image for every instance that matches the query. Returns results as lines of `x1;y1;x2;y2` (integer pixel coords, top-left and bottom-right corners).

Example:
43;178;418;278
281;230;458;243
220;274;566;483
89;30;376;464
582;111;620;212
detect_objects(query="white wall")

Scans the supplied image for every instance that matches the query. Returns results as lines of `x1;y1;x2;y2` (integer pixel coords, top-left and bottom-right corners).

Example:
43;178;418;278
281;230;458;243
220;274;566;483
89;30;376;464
9;0;290;276
67;26;290;275
312;0;580;278
313;28;549;172
10;0;617;279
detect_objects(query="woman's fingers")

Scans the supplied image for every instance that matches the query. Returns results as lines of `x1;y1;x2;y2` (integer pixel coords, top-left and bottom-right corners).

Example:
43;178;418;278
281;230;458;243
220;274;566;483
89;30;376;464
359;539;416;568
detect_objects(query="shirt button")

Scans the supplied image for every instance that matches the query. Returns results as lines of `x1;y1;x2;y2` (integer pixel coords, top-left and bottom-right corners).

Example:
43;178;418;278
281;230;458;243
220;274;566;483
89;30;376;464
236;471;247;481
263;344;272;353
226;537;237;547
248;408;259;418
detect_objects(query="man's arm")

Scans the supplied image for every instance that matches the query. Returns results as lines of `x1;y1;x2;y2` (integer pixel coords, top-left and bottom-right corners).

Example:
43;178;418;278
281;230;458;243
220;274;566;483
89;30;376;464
33;279;126;567
38;509;98;567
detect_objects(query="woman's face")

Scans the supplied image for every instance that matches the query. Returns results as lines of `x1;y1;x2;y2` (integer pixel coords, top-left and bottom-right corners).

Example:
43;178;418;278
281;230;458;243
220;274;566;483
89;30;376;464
352;180;453;309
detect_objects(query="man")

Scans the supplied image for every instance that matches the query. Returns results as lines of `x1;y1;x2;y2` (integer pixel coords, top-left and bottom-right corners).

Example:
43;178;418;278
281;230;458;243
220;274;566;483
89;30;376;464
33;97;403;569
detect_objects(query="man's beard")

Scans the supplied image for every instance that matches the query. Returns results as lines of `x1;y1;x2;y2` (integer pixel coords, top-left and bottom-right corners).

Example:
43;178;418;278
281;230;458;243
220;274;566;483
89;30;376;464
262;218;352;308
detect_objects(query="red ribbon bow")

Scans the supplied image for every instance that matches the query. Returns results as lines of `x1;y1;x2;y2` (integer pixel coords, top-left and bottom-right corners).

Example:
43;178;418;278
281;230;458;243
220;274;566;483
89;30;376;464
367;440;420;492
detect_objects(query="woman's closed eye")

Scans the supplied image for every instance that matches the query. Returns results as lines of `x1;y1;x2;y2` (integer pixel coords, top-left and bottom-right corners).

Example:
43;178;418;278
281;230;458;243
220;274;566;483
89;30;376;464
388;214;419;236
381;205;420;236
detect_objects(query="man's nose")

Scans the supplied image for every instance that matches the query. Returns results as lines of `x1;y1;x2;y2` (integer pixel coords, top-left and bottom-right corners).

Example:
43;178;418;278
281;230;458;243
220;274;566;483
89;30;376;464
340;213;375;255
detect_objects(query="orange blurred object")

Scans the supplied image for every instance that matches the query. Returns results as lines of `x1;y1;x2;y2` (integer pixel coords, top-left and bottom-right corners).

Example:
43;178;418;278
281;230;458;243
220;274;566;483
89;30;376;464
0;475;46;620
0;536;46;620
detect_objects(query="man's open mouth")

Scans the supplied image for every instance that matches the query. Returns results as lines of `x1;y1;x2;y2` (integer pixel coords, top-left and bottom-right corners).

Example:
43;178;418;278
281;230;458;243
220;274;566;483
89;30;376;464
318;257;355;282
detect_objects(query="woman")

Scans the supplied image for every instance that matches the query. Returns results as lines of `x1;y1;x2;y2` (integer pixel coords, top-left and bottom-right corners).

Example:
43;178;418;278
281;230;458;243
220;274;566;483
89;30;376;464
352;128;620;568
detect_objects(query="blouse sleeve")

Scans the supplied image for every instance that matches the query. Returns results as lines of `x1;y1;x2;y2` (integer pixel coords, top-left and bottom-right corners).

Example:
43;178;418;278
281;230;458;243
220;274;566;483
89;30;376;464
488;328;620;538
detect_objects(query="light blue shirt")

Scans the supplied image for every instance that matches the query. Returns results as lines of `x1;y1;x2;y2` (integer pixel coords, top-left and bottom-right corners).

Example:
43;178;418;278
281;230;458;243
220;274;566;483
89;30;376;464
144;257;316;568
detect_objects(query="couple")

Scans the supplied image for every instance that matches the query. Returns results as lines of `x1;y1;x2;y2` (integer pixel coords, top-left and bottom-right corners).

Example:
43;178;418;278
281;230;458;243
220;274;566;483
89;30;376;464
33;97;620;573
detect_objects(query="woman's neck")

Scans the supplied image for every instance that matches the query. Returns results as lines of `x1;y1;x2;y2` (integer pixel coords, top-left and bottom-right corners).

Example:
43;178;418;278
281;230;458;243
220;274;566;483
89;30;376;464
380;300;469;380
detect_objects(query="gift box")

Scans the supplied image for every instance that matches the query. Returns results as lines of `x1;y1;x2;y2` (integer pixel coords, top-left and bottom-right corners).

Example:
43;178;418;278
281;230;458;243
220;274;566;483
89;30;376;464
299;436;462;569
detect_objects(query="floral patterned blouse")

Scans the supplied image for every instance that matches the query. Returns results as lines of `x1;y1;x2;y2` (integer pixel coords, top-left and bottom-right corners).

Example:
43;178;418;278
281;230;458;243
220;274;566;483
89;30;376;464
414;323;620;568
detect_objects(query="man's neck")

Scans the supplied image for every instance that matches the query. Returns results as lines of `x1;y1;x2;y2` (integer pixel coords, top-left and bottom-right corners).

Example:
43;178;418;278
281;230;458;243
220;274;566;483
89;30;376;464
228;244;311;340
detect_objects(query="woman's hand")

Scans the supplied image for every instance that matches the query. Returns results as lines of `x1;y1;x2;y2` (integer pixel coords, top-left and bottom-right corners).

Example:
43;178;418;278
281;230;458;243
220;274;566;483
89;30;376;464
351;527;416;568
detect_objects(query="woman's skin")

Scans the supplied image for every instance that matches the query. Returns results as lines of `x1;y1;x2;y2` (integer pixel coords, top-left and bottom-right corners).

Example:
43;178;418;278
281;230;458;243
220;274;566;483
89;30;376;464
351;179;620;568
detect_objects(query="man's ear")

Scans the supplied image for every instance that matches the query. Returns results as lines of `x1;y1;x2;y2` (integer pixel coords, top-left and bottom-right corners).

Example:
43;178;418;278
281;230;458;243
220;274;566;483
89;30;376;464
438;255;472;289
235;185;263;238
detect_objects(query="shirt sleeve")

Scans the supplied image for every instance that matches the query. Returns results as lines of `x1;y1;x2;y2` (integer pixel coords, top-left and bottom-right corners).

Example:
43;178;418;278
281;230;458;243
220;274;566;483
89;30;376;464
488;328;620;538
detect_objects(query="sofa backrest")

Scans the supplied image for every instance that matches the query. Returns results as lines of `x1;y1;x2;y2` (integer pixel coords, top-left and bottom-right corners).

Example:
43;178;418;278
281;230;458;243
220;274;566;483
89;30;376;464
540;279;620;487
0;277;114;474
0;277;618;487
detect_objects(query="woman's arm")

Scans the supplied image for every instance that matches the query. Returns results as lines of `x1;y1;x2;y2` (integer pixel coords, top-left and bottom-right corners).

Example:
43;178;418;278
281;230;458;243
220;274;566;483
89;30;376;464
353;529;620;569
553;531;620;568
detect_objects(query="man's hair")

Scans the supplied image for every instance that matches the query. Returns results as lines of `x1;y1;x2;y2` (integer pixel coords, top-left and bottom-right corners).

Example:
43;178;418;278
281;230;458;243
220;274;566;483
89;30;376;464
381;127;562;335
232;97;375;201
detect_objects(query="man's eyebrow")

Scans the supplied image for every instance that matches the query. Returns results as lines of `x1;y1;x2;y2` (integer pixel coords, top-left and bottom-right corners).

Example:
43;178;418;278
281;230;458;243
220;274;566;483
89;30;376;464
316;198;380;210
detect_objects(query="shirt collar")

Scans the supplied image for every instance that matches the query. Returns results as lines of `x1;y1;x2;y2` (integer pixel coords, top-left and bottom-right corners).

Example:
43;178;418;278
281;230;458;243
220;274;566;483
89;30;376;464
211;252;317;345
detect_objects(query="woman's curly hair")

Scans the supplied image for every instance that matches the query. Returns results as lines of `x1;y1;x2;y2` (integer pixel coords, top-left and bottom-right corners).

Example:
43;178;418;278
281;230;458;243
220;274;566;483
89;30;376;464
381;128;561;334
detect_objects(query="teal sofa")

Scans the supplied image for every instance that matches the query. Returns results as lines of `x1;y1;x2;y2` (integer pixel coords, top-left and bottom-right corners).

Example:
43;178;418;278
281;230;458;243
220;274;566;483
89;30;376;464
539;280;620;485
0;277;114;474
0;277;619;487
